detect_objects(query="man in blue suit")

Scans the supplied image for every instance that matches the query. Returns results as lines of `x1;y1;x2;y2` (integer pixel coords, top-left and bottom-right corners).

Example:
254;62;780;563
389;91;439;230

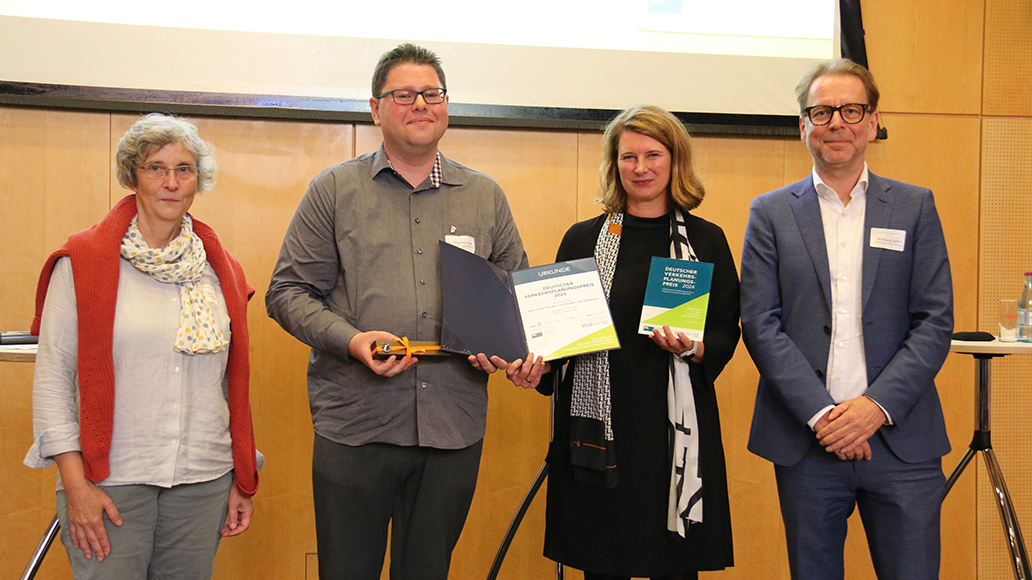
740;59;953;580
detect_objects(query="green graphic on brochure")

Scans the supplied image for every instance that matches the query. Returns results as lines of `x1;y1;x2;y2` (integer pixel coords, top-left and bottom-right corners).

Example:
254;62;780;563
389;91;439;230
638;257;714;341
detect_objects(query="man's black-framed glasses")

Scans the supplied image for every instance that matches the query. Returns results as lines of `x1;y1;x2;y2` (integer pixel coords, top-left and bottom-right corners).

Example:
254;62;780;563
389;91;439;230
803;103;869;126
376;88;447;105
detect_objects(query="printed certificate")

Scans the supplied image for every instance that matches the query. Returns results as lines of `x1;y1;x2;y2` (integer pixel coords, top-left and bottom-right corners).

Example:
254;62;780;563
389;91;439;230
511;258;620;361
440;242;619;362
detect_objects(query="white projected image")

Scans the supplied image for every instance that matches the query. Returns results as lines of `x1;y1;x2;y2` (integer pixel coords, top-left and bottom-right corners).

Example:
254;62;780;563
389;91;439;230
0;0;833;58
0;0;839;117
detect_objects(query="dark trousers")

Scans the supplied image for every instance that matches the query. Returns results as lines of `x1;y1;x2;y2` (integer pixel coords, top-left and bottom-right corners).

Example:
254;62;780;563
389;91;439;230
774;432;945;580
312;434;482;580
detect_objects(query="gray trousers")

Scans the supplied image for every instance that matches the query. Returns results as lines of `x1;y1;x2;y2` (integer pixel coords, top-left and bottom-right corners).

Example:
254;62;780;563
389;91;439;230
312;434;482;580
57;471;233;580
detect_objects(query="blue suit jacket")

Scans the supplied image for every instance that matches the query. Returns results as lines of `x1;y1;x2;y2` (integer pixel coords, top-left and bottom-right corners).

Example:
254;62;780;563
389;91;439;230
740;173;953;467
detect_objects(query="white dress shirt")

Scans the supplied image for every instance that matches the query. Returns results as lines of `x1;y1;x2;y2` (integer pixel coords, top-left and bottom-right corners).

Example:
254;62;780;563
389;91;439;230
806;165;881;428
25;256;236;488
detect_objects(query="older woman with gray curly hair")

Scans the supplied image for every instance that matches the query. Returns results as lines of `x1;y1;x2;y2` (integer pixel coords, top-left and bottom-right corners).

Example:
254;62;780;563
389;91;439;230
25;113;260;579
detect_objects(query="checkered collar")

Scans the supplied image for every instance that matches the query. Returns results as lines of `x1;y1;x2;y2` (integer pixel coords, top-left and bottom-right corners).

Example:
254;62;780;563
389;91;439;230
385;151;442;189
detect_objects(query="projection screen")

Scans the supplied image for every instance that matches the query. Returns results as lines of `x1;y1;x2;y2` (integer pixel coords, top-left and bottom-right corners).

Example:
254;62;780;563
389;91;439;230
0;0;840;132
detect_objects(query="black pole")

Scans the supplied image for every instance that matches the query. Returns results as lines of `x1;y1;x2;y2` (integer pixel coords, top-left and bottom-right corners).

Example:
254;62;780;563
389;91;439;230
840;0;869;68
486;463;549;580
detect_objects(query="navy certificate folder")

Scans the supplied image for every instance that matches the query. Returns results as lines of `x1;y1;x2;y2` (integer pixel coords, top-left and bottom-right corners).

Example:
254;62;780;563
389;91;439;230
439;241;527;362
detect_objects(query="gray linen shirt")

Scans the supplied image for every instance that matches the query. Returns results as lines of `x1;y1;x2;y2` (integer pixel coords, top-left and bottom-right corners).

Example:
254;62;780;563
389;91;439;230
28;257;236;487
266;146;528;449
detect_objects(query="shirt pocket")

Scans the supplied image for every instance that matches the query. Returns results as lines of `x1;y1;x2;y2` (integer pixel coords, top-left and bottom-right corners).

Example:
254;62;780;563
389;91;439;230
440;224;492;260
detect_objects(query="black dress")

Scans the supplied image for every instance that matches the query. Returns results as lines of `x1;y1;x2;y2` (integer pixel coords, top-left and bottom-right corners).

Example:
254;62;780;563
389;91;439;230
543;212;740;577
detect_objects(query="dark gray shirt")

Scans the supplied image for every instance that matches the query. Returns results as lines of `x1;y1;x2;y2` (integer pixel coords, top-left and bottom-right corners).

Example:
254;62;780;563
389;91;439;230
267;146;528;449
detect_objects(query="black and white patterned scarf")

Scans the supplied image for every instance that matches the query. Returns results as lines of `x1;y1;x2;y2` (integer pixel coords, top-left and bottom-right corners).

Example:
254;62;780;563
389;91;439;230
568;208;703;538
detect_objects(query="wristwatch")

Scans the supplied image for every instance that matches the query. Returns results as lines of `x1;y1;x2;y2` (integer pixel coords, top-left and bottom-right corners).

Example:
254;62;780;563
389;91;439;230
675;342;698;361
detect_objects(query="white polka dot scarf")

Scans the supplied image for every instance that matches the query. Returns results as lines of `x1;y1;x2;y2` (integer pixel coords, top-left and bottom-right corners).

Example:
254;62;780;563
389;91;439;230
120;215;229;355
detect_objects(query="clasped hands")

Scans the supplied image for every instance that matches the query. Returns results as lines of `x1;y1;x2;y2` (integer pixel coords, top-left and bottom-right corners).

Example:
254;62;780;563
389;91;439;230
814;396;887;461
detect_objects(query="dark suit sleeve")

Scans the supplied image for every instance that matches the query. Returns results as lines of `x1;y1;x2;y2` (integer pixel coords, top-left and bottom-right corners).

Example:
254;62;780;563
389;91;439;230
863;189;953;422
740;193;837;426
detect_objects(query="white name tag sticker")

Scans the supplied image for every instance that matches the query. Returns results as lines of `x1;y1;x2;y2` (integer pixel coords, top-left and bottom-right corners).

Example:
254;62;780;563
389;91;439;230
201;284;220;305
445;234;476;254
870;228;906;252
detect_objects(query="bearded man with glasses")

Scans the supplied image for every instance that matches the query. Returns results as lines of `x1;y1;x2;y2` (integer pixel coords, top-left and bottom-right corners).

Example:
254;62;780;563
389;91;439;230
740;58;954;580
266;43;528;580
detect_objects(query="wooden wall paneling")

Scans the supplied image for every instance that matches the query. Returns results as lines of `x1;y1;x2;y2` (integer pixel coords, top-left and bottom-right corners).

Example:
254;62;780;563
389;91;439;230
354;123;380;161
1;107;113;323
436;126;581;267
981;3;1032;577
863;0;984;115
198;116;353;580
576;131;604;222
983;0;1032;115
1;106;111;580
977;116;1032;580
782;131;816;187
689;134;793;579
692;134;789;248
864;113;981;580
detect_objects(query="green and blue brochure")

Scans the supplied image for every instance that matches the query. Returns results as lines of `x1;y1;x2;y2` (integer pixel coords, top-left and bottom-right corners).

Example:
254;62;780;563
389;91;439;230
638;257;713;340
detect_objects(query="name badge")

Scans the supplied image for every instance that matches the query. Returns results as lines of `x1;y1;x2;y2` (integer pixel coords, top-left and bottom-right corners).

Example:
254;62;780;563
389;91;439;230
201;284;220;305
445;234;476;254
870;228;906;252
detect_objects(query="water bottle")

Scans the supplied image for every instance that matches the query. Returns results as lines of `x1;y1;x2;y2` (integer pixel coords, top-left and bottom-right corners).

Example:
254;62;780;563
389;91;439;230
1019;273;1032;342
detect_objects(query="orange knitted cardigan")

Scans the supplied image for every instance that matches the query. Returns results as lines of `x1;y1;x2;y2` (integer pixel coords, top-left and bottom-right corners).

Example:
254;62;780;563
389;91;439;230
31;195;259;497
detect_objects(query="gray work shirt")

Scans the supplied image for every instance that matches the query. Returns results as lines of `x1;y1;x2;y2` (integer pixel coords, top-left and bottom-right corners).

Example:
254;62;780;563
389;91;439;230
266;146;528;449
